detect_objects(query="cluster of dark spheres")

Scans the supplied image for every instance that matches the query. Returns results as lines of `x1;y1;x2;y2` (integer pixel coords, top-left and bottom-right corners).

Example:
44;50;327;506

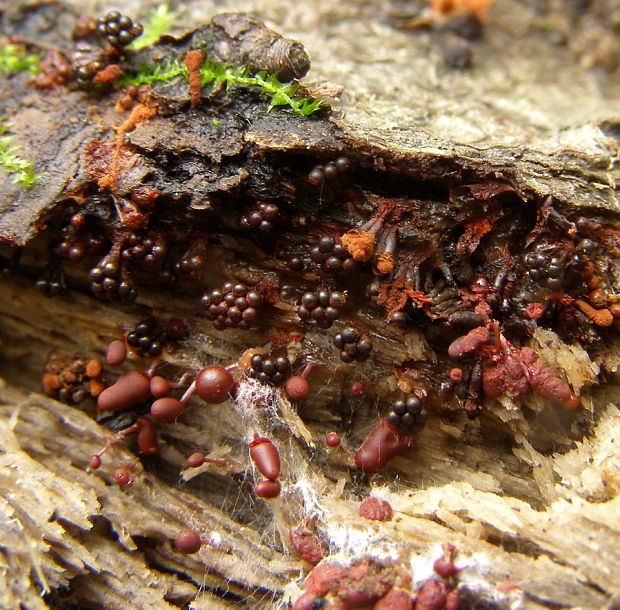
308;156;351;186
97;10;143;48
35;265;66;296
297;290;346;329
310;236;356;274
333;327;372;363
240;202;281;232
121;232;167;265
127;318;166;357
246;353;291;386
89;256;137;301
201;282;262;330
386;396;428;434
523;251;565;291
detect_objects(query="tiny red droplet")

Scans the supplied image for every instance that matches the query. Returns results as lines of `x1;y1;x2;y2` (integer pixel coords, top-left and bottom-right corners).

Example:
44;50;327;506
175;529;202;554
187;451;205;468
149;375;170;398
255;479;281;498
249;436;280;480
136;416;158;454
374;589;414;610
325;432;341;447
350;381;366;395
89;455;102;469
97;370;150;413
106;339;127;366
359;496;393;521
449;368;463;383
284;375;310;401
150;397;184;423
165;317;189;340
114;465;132;486
195;366;235;404
355;419;413;474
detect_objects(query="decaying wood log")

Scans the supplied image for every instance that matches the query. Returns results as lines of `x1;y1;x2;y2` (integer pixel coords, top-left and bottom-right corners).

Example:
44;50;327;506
1;0;620;608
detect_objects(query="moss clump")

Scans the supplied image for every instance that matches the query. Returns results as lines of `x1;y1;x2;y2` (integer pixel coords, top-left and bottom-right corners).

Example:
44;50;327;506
127;3;180;51
0;44;41;77
121;57;322;116
0;121;38;188
204;64;323;116
119;57;187;87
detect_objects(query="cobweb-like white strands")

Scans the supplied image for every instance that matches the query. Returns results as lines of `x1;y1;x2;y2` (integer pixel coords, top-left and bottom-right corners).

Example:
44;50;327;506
232;377;284;440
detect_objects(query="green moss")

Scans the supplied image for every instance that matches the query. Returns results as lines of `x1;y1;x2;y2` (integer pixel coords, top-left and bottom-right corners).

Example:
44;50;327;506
120;57;187;87
0;122;38;188
121;57;322;116
118;3;321;116
0;44;41;77
127;3;180;51
200;62;323;116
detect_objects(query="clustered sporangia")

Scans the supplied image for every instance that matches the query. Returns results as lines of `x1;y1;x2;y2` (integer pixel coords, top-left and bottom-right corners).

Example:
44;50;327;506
309;235;357;275
1;5;617;608
240;201;282;232
97;10;144;49
308;156;351;187
297;289;346;328
200;282;263;330
333;327;373;363
43;353;105;405
246;352;291;386
126;317;188;357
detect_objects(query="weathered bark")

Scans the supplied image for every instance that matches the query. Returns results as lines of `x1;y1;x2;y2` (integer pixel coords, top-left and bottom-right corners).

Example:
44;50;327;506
1;1;620;609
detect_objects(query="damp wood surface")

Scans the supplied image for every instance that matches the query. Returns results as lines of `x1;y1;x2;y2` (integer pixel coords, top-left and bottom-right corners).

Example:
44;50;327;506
1;0;620;609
